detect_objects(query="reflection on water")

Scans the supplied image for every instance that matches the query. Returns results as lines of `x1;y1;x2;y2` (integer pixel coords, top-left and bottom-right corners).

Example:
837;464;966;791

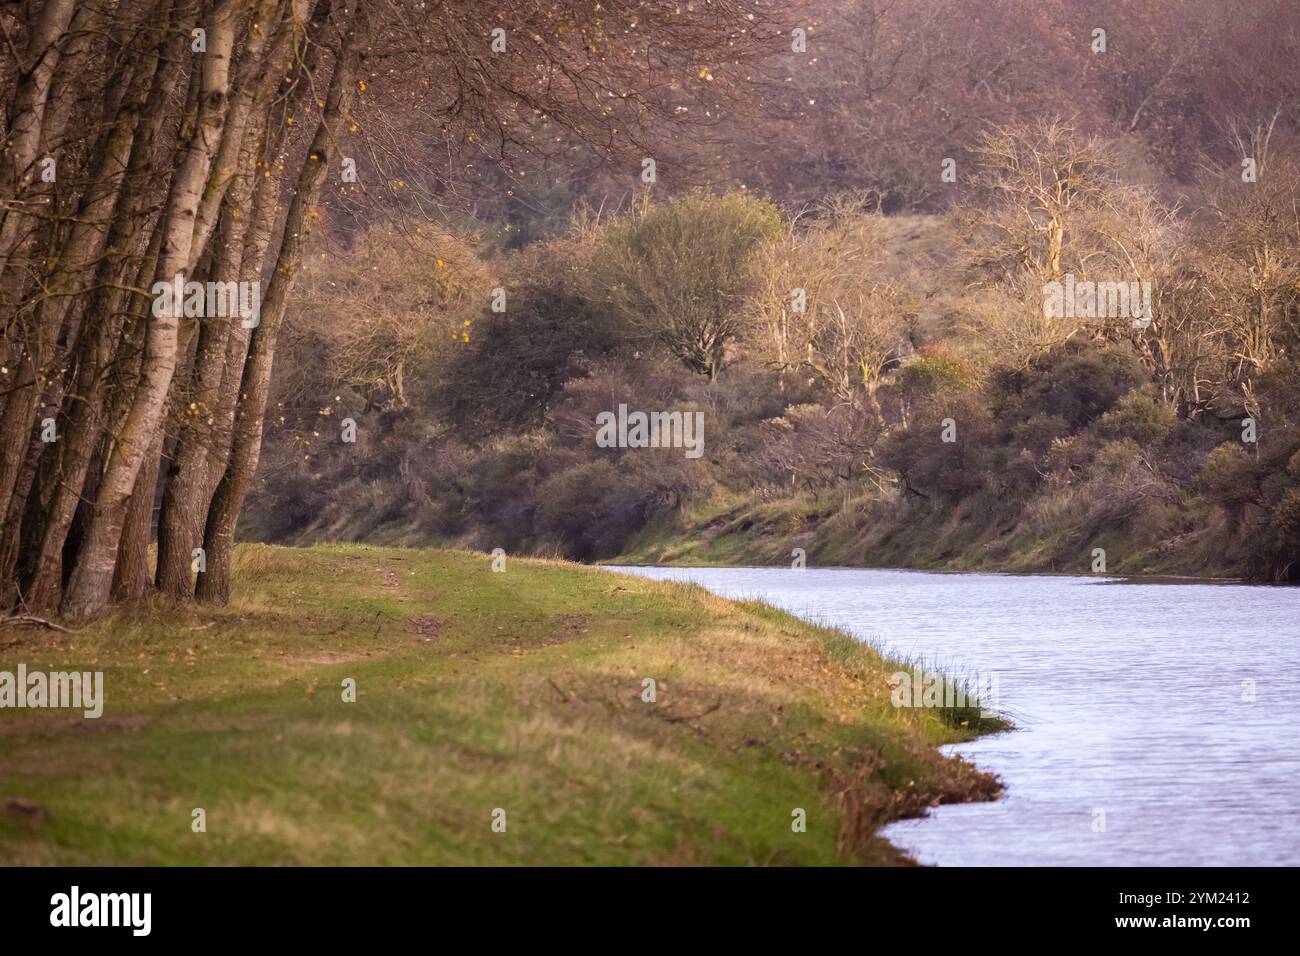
609;565;1300;866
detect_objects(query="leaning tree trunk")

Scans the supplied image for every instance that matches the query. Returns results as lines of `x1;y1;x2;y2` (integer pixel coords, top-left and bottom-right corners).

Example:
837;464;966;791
156;8;298;597
0;0;87;532
199;18;357;605
0;0;78;274
21;42;175;613
61;1;239;621
186;0;286;273
190;158;279;544
156;153;260;596
22;281;141;611
0;39;157;596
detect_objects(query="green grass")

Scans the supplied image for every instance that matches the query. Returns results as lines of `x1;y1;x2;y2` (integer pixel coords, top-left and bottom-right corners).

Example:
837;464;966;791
0;544;1001;865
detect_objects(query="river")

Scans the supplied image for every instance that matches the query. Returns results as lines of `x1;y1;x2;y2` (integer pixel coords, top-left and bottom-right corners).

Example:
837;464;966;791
608;565;1300;866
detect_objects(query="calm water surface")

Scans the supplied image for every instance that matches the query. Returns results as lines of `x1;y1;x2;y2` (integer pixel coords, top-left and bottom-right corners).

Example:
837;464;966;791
609;566;1300;866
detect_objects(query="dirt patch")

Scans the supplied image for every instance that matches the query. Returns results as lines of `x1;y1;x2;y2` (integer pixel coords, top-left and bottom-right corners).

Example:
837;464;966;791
406;616;443;640
540;614;591;646
381;569;402;589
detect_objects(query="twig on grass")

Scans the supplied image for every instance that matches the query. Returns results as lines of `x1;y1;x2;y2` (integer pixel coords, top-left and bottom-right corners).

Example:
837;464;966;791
1;615;79;633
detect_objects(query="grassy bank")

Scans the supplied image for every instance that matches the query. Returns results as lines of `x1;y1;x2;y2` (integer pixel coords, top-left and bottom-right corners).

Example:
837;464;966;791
614;489;1240;579
0;544;1000;865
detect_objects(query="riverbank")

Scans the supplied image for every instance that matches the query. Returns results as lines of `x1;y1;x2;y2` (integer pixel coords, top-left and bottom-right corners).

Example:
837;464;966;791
612;491;1244;579
0;544;1001;865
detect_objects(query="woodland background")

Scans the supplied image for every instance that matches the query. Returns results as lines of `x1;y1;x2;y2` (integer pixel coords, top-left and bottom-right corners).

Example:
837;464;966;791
3;0;1299;628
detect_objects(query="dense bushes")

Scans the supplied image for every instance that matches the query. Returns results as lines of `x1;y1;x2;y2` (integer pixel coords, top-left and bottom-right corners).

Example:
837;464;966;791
247;165;1300;581
436;239;619;436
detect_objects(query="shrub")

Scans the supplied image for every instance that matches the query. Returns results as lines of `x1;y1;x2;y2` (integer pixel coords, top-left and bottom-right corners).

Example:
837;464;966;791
897;353;973;398
998;341;1150;430
881;391;996;501
1248;488;1300;582
754;403;883;492
584;190;782;379
536;456;712;560
1093;438;1144;477
1087;385;1176;447
1197;443;1259;521
436;238;619;436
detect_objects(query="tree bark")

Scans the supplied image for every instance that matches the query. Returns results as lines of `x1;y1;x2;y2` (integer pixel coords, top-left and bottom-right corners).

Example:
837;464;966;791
187;0;287;272
156;148;260;596
0;29;159;583
199;8;357;604
112;427;165;600
62;0;239;620
0;0;78;272
157;3;301;597
20;13;180;612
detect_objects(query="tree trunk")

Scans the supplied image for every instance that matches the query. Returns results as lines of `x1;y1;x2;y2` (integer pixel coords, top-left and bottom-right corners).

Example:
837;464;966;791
199;12;357;604
23;309;129;611
157;156;261;596
112;428;165;601
186;0;287;272
156;5;299;597
0;0;78;272
21;15;178;612
0;36;157;582
62;1;239;620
